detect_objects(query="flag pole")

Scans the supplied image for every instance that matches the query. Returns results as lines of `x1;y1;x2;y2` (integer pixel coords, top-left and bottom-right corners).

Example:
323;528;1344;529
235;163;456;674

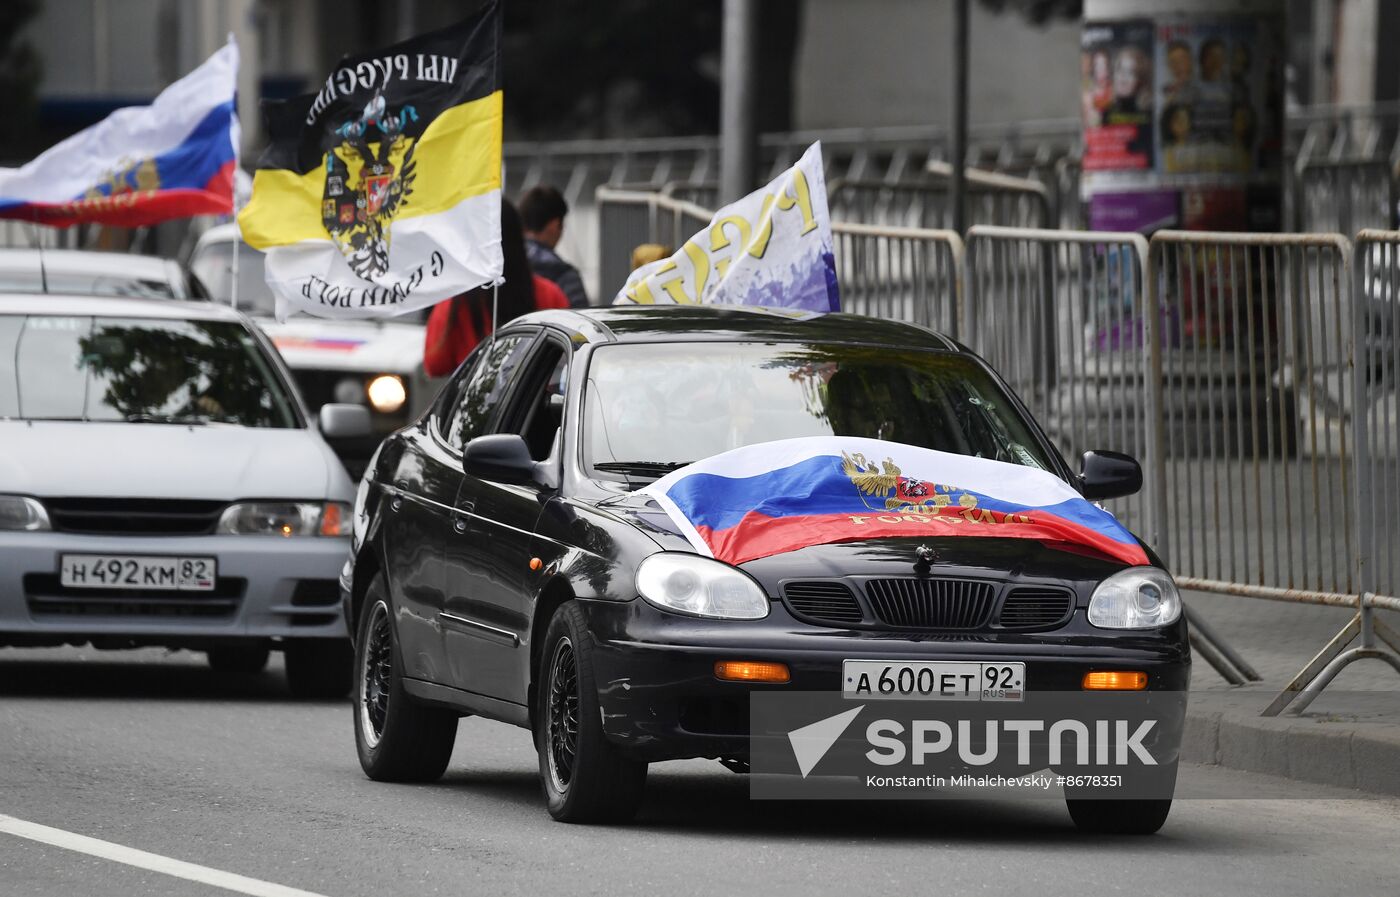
490;280;499;344
230;225;240;310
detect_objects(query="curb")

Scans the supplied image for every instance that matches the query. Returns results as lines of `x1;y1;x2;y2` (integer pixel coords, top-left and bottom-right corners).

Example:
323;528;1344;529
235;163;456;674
1182;699;1400;797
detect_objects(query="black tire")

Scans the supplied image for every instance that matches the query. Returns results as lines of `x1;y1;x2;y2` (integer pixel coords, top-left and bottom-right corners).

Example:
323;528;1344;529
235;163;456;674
285;638;353;699
1066;761;1176;834
207;645;270;674
353;579;458;782
537;602;647;823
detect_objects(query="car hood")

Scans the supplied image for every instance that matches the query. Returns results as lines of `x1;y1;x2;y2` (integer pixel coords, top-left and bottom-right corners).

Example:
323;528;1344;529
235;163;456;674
589;489;1131;588
254;317;425;375
0;420;349;501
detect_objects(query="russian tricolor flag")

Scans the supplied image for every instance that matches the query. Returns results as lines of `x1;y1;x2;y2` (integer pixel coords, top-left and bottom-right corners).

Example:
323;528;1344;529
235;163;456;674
642;437;1150;568
0;42;239;228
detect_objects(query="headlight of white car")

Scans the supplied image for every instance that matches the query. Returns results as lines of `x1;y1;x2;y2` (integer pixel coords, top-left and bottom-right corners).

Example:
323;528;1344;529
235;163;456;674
217;501;351;537
0;495;50;532
1088;567;1182;629
635;553;770;620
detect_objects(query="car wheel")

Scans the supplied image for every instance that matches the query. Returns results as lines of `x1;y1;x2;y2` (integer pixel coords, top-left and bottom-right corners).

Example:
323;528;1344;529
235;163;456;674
537;602;647;823
285;639;353;699
206;645;270;674
1065;761;1176;835
353;579;458;782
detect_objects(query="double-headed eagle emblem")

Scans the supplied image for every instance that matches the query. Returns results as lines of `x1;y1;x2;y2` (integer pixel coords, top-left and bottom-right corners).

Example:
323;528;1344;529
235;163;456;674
841;450;978;512
322;94;419;279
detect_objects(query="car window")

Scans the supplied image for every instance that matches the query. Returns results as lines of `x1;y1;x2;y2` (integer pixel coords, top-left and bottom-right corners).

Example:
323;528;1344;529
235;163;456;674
0;314;298;428
0;269;178;299
444;333;533;451
583;341;1056;482
498;340;569;462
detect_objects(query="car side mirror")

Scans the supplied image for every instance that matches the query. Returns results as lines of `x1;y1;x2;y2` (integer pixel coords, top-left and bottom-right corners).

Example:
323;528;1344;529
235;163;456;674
1078;450;1142;500
319;403;372;439
464;433;538;485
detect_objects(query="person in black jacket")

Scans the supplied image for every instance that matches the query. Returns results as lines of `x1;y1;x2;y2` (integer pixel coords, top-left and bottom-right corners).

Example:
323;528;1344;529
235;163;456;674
519;184;589;308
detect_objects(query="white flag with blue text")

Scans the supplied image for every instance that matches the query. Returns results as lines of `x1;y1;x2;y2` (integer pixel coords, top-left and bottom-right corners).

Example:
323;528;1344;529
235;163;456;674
613;142;839;312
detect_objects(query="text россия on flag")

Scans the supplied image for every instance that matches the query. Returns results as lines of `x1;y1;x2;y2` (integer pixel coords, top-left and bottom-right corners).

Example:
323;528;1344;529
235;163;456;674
614;142;840;312
0;43;238;228
238;2;503;320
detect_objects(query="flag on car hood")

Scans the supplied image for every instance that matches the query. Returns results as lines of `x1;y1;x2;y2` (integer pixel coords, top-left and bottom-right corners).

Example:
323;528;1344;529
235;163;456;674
238;3;502;320
641;437;1149;567
614;142;839;312
0;42;238;228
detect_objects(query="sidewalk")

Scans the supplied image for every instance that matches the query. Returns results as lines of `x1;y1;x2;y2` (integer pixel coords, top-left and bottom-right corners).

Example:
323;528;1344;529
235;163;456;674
1183;590;1400;795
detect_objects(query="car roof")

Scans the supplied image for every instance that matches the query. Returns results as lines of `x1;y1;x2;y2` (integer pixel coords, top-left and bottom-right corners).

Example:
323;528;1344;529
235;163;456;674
192;222;241;250
0;291;245;322
0;248;178;280
510;304;963;352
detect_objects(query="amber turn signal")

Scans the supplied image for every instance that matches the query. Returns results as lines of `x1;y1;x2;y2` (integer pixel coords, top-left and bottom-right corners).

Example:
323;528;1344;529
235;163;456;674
529;557;543;571
1082;670;1148;690
714;660;791;683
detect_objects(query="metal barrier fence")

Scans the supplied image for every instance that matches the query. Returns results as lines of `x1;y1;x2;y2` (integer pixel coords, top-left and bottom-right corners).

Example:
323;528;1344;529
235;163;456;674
1291;159;1398;235
964;226;1152;541
828;165;1052;231
1147;232;1360;603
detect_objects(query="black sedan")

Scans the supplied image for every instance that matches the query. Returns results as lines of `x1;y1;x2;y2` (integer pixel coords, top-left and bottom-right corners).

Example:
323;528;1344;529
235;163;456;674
341;306;1189;831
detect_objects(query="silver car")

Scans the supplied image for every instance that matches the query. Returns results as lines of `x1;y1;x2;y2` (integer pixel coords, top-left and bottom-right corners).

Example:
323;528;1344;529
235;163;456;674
0;293;368;696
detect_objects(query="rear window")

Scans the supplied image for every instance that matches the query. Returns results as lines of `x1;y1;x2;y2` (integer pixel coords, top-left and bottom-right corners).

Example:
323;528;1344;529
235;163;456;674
0;314;298;428
0;269;179;299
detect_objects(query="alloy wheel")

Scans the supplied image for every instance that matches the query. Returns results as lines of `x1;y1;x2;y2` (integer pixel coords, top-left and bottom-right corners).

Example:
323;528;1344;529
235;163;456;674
546;636;580;793
359;601;393;748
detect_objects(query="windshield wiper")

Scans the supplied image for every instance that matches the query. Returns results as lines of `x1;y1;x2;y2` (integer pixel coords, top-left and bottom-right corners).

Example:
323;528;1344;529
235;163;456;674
124;413;209;426
593;461;691;475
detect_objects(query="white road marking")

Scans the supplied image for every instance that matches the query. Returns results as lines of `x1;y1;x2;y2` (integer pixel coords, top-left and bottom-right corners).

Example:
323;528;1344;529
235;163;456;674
0;813;332;897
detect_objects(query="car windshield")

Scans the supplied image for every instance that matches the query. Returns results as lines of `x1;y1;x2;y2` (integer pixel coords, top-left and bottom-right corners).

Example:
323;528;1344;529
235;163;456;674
189;240;278;317
0;314;298;427
583;341;1056;481
0;266;177;299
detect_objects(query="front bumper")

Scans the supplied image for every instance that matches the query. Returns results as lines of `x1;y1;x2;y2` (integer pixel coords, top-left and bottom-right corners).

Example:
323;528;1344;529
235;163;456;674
0;532;351;647
577;597;1190;763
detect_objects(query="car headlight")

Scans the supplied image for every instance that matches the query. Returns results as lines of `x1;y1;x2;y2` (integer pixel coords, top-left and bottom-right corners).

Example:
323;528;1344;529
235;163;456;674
1088;567;1182;629
0;495;50;532
635;553;770;620
367;374;406;413
216;501;351;537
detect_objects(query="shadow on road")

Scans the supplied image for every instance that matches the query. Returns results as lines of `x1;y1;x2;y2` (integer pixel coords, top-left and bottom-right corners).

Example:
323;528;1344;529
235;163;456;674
0;652;339;703
436;761;1246;850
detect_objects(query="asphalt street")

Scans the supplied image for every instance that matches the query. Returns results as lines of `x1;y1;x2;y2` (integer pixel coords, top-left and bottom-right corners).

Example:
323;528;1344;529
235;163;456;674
2;647;1399;897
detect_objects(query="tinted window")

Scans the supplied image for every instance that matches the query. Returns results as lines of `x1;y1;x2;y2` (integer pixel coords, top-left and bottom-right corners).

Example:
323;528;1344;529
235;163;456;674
0;315;297;428
444;333;533;450
499;341;568;462
583;342;1055;478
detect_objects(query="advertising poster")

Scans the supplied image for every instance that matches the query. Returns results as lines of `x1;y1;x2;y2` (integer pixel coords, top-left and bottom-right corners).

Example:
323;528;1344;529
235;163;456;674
1081;20;1156;172
1080;2;1284;237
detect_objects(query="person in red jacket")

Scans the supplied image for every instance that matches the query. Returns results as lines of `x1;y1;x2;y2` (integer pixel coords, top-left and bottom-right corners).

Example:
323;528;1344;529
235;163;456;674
424;199;570;377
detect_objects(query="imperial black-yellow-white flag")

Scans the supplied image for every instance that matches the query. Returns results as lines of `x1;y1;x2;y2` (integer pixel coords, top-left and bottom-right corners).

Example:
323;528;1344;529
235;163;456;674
238;3;502;319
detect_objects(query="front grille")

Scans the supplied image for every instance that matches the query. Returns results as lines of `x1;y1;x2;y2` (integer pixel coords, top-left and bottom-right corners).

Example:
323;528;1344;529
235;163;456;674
863;578;997;629
23;573;246;618
45;498;226;536
783;581;864;625
997;587;1074;629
